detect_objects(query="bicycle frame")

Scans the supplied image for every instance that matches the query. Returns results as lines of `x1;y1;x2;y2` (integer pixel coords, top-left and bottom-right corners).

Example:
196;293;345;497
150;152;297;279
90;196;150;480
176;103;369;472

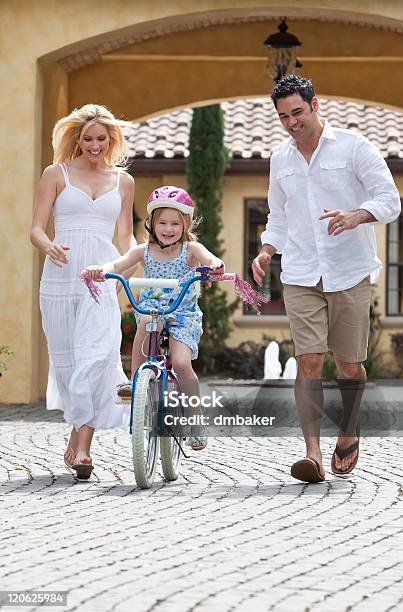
105;267;211;436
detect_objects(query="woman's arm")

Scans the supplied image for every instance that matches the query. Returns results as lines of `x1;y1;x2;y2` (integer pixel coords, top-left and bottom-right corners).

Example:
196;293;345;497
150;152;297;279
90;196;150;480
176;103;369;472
30;165;70;267
116;172;137;253
188;242;225;273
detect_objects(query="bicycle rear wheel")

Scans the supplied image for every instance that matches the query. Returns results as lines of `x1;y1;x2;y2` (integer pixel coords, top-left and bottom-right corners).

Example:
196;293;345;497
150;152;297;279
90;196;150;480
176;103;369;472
131;368;159;489
160;376;183;482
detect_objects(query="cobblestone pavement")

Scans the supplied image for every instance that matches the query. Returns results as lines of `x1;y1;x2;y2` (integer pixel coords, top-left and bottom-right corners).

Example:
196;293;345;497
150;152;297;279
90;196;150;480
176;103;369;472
0;403;402;612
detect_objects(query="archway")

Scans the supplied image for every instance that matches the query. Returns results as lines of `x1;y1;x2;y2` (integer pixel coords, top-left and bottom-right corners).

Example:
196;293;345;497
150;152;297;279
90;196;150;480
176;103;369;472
3;0;403;403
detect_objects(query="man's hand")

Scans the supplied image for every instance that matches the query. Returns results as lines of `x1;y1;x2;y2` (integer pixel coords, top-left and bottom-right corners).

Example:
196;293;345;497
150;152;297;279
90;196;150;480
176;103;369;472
252;246;275;286
320;208;376;236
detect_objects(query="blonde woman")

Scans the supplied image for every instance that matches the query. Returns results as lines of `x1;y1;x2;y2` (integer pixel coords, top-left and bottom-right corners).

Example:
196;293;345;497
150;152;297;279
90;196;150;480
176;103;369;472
30;104;136;479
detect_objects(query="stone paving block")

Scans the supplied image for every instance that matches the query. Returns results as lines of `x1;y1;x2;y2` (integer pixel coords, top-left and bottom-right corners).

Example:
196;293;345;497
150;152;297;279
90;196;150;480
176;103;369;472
0;404;402;611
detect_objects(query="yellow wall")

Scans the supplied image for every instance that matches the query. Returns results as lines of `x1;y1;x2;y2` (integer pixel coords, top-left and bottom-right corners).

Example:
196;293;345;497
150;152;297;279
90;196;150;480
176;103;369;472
70;20;403;120
1;0;403;403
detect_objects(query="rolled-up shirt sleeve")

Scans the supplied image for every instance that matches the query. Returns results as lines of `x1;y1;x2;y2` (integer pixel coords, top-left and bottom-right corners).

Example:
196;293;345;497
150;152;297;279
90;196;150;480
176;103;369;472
261;155;288;253
354;136;401;224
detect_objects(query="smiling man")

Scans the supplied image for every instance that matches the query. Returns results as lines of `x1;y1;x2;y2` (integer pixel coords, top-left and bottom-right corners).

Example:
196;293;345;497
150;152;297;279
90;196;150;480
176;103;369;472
252;75;401;483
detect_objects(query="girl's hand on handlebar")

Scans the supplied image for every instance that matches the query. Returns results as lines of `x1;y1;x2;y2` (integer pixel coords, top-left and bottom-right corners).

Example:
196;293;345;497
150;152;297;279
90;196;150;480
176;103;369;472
209;259;225;274
84;265;107;282
45;243;70;267
206;260;225;287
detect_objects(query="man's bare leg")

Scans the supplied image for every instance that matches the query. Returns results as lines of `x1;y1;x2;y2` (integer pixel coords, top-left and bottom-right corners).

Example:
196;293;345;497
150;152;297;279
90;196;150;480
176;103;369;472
294;353;326;478
333;359;366;473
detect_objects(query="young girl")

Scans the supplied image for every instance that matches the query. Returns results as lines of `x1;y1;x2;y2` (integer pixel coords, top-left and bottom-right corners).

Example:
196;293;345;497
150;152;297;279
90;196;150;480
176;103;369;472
85;185;224;450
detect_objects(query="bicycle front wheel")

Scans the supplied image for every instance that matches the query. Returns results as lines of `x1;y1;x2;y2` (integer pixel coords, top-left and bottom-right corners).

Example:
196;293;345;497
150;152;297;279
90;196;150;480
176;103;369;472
160;377;183;482
131;368;159;489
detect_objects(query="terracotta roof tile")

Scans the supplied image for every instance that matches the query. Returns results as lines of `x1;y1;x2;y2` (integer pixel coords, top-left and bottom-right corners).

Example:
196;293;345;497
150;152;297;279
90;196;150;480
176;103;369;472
123;98;403;161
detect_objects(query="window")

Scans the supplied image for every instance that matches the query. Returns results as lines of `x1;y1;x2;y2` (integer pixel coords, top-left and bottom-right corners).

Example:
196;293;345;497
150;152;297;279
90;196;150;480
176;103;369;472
244;198;285;314
387;205;403;315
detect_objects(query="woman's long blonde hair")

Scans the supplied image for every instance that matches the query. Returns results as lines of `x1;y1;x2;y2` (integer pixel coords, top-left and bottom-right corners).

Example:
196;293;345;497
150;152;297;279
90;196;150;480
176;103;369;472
52;104;126;166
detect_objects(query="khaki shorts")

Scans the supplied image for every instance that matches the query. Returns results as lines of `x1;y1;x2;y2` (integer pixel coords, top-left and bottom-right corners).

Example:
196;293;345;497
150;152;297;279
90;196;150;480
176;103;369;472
283;277;371;363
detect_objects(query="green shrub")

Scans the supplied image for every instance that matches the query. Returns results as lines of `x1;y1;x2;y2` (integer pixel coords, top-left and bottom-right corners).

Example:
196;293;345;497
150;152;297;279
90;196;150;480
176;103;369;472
207;335;294;379
121;305;136;349
0;346;13;374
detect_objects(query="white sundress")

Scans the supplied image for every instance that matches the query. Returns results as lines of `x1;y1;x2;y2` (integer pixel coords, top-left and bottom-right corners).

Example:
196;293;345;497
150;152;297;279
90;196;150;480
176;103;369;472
39;163;128;430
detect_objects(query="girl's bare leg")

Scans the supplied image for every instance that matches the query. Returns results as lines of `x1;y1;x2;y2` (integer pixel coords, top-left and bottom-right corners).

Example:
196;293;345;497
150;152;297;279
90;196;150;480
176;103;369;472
169;338;205;449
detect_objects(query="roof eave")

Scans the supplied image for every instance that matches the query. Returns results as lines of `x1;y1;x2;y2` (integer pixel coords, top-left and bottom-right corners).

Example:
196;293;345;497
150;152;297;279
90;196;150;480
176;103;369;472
127;157;403;176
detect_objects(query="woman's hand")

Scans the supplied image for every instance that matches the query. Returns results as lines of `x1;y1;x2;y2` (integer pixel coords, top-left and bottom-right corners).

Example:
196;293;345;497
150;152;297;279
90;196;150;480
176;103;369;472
84;265;107;282
45;243;70;267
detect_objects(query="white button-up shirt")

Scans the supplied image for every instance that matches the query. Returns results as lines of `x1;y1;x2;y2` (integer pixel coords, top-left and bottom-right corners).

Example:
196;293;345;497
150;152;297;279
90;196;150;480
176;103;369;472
261;120;401;291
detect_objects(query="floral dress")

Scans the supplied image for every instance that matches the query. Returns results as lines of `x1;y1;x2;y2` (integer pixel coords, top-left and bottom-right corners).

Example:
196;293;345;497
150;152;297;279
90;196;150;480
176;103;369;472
136;242;203;359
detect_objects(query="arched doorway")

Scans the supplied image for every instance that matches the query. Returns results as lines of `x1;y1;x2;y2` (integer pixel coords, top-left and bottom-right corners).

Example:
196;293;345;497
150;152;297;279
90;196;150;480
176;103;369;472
3;1;403;403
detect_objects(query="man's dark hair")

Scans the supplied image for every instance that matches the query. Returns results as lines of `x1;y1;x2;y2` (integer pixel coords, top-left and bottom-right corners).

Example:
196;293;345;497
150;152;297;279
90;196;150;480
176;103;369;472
271;75;315;108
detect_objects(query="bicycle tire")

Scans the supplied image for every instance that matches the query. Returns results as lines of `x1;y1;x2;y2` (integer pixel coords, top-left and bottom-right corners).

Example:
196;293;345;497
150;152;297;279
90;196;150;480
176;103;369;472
160;377;183;482
131;368;159;489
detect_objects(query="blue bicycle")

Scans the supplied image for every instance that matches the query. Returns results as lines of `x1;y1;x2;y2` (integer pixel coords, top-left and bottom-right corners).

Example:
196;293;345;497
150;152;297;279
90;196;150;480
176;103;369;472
105;266;211;489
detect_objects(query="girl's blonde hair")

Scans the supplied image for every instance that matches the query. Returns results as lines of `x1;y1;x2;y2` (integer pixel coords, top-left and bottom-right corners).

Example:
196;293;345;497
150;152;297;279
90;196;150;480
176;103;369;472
52;104;126;166
146;207;199;244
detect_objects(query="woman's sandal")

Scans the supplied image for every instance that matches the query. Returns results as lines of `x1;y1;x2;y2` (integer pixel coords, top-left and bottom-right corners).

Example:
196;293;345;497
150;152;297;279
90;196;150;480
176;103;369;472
63;446;75;470
64;446;93;480
72;463;94;480
186;435;208;451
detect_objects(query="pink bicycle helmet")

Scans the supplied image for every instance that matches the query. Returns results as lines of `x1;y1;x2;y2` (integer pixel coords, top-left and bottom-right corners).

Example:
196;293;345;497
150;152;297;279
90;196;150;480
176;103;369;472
147;186;194;219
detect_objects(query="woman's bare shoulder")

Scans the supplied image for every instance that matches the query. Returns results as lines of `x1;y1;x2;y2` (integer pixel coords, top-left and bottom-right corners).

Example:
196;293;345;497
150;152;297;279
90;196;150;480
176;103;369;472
41;164;64;186
119;170;135;186
42;163;62;178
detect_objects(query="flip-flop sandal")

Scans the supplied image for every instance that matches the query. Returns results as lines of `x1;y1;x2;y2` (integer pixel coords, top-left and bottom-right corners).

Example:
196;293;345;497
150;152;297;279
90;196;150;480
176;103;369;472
186;435;207;451
331;438;359;475
72;463;94;480
291;458;325;483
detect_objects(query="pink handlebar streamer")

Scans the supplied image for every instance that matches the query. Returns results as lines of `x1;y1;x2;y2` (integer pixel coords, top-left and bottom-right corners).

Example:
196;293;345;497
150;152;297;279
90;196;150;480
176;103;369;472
80;271;103;304
211;273;268;311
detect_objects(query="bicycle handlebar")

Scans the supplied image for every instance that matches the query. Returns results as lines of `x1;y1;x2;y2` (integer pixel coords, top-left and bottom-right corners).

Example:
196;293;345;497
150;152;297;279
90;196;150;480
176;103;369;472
105;266;211;316
129;278;179;289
